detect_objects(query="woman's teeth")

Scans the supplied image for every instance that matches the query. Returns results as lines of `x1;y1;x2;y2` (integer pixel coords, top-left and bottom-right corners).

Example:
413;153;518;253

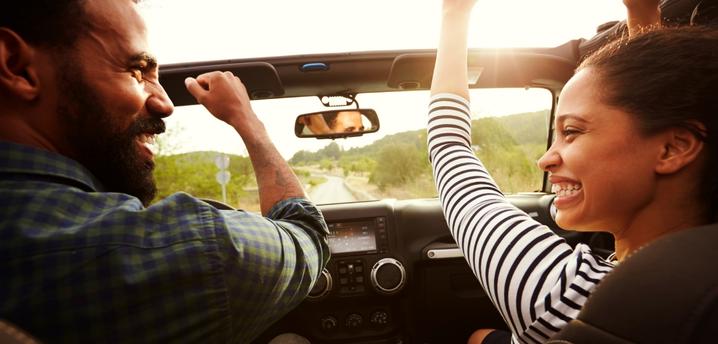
551;183;582;197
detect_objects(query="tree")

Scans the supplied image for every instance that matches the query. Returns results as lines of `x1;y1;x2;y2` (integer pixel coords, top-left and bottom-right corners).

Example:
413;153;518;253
153;151;254;205
289;150;313;165
369;144;429;190
154;123;185;156
318;142;342;160
319;159;334;171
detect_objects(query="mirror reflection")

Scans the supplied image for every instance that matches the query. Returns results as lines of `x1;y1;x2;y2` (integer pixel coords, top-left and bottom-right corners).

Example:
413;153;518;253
295;110;379;138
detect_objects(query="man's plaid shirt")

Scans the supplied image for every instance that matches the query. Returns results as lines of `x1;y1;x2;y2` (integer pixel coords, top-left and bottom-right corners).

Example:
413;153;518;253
0;141;330;343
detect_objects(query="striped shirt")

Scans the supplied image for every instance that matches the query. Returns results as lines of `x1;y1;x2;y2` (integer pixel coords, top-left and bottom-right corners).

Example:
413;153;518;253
427;94;614;343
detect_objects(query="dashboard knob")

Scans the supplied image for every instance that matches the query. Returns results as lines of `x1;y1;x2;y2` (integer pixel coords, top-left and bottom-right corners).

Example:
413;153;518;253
370;258;406;294
308;269;332;300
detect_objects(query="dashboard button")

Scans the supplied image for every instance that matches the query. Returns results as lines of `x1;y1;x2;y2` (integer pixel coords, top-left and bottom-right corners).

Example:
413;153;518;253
344;313;363;329
321;316;338;331
370;310;390;326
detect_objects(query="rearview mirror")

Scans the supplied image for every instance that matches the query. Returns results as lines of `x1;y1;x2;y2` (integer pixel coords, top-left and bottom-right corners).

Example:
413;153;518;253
294;109;380;139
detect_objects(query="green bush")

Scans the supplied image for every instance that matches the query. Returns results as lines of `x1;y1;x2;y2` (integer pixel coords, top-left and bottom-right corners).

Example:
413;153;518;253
369;144;430;190
153;152;253;205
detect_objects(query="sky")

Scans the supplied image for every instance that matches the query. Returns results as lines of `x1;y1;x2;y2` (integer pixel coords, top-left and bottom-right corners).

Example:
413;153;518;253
139;1;626;158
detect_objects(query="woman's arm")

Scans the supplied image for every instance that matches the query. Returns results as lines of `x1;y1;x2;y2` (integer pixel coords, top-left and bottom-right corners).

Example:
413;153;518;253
430;0;476;99
428;1;614;342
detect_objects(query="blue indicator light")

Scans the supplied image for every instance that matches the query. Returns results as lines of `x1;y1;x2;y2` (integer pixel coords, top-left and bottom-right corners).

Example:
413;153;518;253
300;63;329;72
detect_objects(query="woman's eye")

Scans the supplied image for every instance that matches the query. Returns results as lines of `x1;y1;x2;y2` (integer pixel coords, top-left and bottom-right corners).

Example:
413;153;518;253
561;127;581;140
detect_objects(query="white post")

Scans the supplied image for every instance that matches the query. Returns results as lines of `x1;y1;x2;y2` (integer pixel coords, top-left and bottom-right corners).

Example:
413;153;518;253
214;154;231;205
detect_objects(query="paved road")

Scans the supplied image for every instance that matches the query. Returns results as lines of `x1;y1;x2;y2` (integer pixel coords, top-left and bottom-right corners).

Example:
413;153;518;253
309;175;357;204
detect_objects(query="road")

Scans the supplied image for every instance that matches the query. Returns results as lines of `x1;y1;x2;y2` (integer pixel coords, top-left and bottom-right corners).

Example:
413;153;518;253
309;175;357;204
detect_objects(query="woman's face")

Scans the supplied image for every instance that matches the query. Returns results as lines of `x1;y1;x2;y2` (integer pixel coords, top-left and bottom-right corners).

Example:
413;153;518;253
538;68;666;232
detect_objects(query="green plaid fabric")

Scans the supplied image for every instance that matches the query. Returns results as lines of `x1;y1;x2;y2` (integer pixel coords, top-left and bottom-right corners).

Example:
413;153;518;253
0;141;330;343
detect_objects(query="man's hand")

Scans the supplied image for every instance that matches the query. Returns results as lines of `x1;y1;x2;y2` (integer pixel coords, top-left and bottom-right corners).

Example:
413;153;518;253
184;72;259;137
302;114;332;134
624;0;661;36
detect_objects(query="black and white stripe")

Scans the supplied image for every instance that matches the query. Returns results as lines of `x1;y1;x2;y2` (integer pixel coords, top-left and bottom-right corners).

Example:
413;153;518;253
427;93;614;344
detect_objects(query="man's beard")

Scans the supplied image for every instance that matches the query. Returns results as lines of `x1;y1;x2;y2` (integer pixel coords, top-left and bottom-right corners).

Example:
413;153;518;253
57;61;165;206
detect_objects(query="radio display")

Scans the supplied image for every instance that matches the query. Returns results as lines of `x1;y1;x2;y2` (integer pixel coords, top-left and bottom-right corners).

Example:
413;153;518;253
327;220;377;254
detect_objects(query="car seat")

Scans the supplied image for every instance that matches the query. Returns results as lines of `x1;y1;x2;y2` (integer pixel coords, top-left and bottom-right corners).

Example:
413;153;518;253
546;222;718;344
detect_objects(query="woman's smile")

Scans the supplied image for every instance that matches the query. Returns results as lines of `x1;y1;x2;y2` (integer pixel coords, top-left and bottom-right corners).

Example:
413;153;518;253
551;182;583;208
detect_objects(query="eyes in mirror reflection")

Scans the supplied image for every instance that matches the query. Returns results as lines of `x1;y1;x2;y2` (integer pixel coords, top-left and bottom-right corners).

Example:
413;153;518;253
296;110;378;138
301;111;364;134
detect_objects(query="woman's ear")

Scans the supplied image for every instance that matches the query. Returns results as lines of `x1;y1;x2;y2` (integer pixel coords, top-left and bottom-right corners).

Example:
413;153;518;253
0;28;41;102
655;123;706;175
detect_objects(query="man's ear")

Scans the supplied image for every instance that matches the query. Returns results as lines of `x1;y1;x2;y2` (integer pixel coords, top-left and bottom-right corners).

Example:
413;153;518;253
655;123;706;175
0;28;41;101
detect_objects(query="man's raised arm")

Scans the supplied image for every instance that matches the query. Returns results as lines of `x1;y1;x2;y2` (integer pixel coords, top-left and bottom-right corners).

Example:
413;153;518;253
185;72;305;215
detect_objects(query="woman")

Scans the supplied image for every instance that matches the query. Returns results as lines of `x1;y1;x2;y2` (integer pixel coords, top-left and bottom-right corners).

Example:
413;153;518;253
428;1;717;343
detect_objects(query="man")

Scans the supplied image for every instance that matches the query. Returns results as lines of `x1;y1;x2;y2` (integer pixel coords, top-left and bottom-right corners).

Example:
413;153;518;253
0;1;329;342
327;111;365;133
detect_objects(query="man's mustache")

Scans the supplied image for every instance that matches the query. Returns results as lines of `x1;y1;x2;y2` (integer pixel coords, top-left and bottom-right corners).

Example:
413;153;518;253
128;117;166;136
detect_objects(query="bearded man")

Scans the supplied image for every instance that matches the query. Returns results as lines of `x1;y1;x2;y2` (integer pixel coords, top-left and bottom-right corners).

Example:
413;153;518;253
0;1;329;342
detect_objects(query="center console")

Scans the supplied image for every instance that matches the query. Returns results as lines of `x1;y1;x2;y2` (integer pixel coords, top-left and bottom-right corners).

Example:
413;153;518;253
309;217;406;300
297;203;406;343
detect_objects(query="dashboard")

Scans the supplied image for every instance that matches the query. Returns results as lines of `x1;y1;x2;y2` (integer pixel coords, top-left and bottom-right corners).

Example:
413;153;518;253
160;45;600;344
253;195;605;344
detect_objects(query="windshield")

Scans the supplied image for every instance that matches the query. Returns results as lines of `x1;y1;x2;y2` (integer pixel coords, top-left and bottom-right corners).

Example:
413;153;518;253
139;1;625;63
153;88;552;212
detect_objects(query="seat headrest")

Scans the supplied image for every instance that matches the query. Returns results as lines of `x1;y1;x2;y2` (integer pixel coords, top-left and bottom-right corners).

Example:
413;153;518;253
549;222;718;344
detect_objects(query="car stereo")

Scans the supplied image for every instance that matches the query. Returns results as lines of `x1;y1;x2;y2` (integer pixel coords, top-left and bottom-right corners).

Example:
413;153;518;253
327;217;388;255
306;215;405;342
